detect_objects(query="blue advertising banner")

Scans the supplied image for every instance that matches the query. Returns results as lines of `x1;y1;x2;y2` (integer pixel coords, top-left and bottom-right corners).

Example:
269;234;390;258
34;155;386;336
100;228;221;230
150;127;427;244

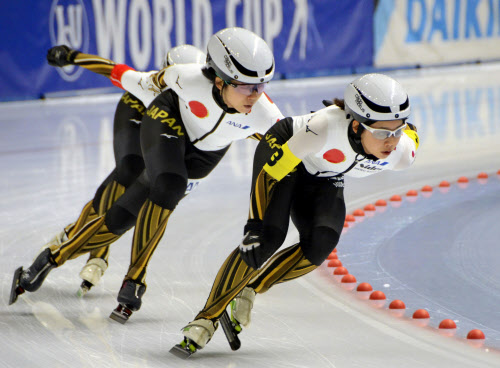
1;0;373;101
374;0;500;67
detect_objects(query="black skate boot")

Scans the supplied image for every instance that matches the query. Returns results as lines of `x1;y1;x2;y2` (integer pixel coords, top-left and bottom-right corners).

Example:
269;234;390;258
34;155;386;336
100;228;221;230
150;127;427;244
109;280;146;324
9;248;57;305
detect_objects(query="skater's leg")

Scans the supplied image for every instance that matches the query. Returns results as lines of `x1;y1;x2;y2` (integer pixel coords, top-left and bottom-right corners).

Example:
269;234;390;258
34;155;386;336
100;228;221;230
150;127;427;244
81;177;124;262
195;248;259;321
111;172;184;320
63;170;116;240
52;216;117;265
81;91;145;279
79;177;127;293
233;176;345;326
194;220;288;321
81;154;144;284
64;200;99;239
251;175;346;292
229;244;314;327
86;246;111;263
43;170;114;254
123;199;172;284
111;93;193;320
10;178;133;301
208;138;297;330
52;177;149;266
247;243;314;292
235;225;340;311
41;199;98;254
175;248;263;353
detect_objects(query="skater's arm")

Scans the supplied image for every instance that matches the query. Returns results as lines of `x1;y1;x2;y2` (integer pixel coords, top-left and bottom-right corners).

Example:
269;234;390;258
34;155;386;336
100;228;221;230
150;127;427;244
262;142;302;182
249;137;302;222
47;45;117;78
263;115;327;182
47;45;167;106
248;115;327;220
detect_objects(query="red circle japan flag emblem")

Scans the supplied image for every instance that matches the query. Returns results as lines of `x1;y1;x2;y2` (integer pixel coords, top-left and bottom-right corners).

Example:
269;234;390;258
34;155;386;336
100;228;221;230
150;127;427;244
189;101;208;118
323;149;346;164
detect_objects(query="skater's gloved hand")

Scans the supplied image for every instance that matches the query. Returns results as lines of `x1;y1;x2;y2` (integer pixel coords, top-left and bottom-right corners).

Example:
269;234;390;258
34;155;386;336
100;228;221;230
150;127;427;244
239;230;264;269
47;45;80;67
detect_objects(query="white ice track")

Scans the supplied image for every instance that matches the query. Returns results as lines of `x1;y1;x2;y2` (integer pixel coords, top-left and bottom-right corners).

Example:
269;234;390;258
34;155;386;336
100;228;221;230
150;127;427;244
2;63;500;367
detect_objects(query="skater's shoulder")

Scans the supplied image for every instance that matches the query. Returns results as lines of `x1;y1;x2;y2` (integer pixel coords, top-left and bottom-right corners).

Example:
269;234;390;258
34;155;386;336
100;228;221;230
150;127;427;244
162;64;208;92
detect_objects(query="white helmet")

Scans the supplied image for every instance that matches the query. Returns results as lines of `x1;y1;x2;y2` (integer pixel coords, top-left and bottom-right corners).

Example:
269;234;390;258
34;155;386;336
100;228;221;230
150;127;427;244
344;73;410;124
206;27;274;84
163;44;206;68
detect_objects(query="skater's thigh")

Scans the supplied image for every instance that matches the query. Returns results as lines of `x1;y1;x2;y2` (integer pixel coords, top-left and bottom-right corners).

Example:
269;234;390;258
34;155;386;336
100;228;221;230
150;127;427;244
104;172;150;234
291;177;345;264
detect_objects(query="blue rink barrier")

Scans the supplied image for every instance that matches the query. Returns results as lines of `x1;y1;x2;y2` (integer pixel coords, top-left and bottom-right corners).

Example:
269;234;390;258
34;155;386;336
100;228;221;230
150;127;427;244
0;0;373;101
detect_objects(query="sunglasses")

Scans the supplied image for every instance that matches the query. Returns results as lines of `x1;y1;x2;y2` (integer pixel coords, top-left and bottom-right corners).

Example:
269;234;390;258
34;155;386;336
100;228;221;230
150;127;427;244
361;122;407;140
224;80;267;96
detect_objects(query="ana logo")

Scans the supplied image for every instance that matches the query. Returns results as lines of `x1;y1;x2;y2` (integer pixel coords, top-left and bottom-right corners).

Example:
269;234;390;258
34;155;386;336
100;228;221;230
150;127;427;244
49;0;90;82
184;178;202;195
358;160;389;172
188;101;208;118
226;121;250;129
323;149;346;164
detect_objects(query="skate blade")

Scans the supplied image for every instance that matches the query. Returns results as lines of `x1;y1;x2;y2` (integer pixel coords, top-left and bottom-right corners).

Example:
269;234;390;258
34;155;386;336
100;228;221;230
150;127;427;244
76;287;88;298
9;267;24;305
169;343;196;359
220;311;241;351
76;281;93;298
109;305;131;324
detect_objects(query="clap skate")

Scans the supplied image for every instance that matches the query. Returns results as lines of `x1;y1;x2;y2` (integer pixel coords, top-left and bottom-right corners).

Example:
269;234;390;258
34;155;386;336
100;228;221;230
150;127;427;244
76;258;108;297
170;318;218;359
9;248;56;305
220;310;241;351
9;267;24;305
109;280;145;324
231;286;256;329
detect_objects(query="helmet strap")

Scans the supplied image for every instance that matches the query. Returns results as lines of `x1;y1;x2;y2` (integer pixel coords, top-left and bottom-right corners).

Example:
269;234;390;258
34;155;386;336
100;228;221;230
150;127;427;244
211;85;238;114
347;121;377;160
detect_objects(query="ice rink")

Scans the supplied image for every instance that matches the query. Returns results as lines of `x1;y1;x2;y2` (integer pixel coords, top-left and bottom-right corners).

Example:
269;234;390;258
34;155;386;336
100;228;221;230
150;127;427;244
2;63;500;367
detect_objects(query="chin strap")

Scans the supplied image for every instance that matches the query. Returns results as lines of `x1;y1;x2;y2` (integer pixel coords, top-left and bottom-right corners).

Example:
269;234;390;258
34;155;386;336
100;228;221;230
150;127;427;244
211;85;239;114
347;121;379;161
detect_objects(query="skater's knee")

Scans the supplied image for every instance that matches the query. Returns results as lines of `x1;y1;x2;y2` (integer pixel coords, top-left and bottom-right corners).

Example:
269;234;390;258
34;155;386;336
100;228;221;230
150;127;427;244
116;155;145;187
149;173;187;209
301;226;340;266
104;205;137;235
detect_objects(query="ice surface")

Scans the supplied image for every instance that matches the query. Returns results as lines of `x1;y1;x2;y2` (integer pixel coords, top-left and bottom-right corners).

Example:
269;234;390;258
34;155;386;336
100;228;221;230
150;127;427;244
2;63;500;367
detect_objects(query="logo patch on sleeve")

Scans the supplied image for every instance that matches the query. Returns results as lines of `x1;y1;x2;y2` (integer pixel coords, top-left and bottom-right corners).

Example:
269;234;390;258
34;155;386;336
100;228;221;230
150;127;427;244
188;101;208;118
323;149;346;164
